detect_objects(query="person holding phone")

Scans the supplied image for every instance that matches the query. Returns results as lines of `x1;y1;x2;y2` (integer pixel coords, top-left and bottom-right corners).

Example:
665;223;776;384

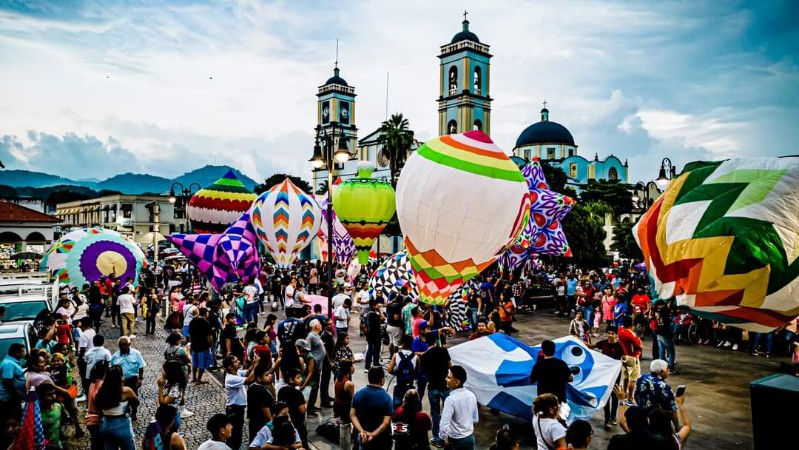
634;359;680;429
648;385;691;450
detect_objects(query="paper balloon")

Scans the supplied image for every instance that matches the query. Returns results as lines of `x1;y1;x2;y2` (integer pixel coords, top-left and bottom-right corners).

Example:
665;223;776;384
187;169;257;233
251;178;322;267
634;157;799;332
396;131;530;305
333;162;396;264
319;197;356;267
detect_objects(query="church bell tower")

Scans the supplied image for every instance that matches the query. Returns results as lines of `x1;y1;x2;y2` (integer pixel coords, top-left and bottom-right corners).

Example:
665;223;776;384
438;12;493;136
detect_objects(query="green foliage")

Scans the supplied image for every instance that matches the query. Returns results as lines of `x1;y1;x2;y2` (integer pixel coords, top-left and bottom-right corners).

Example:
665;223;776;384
562;203;609;269
97;190;122;197
45;188;92;205
377;113;415;188
611;220;643;261
579;179;633;217
0;185;18;198
315;180;329;196
256;174;313;196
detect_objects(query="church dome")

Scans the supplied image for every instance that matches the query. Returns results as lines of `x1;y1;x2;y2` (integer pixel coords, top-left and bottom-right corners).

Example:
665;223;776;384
451;19;480;43
515;108;575;147
325;67;348;86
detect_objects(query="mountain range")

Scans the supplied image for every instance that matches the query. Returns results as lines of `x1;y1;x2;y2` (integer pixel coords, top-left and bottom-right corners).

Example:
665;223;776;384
0;165;258;194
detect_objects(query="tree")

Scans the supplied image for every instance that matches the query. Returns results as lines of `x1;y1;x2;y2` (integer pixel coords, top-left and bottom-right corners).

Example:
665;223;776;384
255;174;313;195
377;113;415;188
0;185;18;198
315;180;329;196
46;189;92;205
561;203;609;269
578;179;633;217
611;220;643;261
540;162;577;198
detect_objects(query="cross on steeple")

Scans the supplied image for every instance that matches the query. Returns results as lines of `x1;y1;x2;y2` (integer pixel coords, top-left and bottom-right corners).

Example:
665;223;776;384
543;100;548;109
463;10;468;21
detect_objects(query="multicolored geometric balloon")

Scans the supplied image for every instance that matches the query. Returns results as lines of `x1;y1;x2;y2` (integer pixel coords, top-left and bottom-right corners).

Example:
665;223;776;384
40;227;146;287
634;157;799;332
318;196;356;267
167;211;261;293
368;251;418;299
396;131;530;305
251;178;322;267
187;169;257;233
333;162;396;264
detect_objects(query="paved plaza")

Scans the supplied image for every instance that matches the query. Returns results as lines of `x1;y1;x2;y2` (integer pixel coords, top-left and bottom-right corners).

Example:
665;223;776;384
66;306;778;450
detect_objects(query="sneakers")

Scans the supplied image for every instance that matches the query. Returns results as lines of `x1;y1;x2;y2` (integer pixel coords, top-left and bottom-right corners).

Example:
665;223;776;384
611;419;618;425
130;334;137;339
732;344;739;351
604;420;612;431
723;341;732;348
180;410;194;418
76;394;87;403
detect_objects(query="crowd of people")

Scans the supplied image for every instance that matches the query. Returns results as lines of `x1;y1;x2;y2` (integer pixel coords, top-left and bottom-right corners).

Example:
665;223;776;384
2;256;797;450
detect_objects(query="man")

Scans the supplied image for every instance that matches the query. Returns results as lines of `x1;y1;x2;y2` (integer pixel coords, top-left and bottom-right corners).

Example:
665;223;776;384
529;340;573;406
284;278;297;309
320;320;336;408
479;276;496;318
0;343;25;448
421;331;452;447
363;299;384;372
182;294;200;341
334;298;352;336
593;326;625;431
468;319;492;341
84;334;112;378
242;278;260;324
387;334;419;407
356;284;371;334
277;309;305;345
332;284;350;310
607;403;670;450
618;316;643;403
110;336;146;420
76;317;95;401
566;273;578;316
305;320;326;414
653;300;678;373
247;363;275;441
197;413;234;450
439;365;478;450
278;368;309;449
189;307;214;383
222;312;245;361
350;367;393;449
117;286;137;338
208;301;223;369
634;359;677;415
385;292;405;357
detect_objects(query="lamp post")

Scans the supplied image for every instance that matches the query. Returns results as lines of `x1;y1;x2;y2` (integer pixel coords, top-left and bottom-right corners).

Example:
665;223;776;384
168;182;201;232
309;121;351;318
146;201;161;267
655;158;676;190
631;181;659;212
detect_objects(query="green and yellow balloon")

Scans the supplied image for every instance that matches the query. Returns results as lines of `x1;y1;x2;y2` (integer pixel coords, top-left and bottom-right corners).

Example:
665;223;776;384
333;161;396;264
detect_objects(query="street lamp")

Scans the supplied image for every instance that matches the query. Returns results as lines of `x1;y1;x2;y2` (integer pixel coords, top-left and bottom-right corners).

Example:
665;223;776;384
632;181;659;211
168;182;201;232
309;121;351;318
655;158;676;190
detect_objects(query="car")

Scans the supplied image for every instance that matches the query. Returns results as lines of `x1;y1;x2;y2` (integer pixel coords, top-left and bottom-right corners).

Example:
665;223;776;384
0;296;53;326
0;323;36;361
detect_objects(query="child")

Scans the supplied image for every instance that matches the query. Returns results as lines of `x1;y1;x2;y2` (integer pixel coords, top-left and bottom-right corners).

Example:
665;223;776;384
593;306;602;337
49;352;85;438
38;383;64;448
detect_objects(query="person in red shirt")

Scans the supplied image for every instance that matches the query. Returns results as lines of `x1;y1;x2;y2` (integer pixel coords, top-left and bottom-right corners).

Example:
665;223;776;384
392;389;432;450
469;319;493;341
617;316;643;404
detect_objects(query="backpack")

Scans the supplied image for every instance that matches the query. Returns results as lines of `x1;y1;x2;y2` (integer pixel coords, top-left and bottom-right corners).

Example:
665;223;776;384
395;352;415;387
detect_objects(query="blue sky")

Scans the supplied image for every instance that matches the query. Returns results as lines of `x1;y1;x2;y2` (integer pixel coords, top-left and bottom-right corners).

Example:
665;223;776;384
0;0;797;183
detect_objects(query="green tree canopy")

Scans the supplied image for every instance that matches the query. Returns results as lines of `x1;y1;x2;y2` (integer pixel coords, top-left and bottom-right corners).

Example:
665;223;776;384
256;174;313;196
540;162;577;198
578;179;632;217
377;113;415;188
611;220;643;261
562;203;609;269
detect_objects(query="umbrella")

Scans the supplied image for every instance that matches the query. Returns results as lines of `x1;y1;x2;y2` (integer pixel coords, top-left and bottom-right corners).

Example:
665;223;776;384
12;389;44;450
9;252;42;260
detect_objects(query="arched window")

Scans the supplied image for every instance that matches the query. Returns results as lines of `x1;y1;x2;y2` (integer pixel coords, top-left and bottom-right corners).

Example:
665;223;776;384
448;66;458;95
609;167;618;180
569;163;578;179
473;66;482;94
447;120;457;135
473;119;482;131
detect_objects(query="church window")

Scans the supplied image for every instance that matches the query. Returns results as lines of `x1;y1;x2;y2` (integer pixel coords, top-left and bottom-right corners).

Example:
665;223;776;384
569;163;578;179
547;147;556;159
609;167;618;180
524;148;531;160
447;120;457;135
568;148;574;157
473;119;482;131
448;66;458;95
474;67;482;94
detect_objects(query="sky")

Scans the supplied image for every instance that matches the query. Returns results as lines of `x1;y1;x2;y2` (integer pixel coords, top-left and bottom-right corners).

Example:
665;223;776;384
0;0;797;184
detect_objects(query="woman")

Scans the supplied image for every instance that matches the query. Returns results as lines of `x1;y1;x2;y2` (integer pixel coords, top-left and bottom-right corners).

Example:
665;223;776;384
145;405;186;450
86;360;109;450
97;365;140;450
264;314;278;356
489;426;519;450
649;394;691;450
532;393;567;450
273;340;304;383
392;389;432;450
145;288;160;335
601;286;617;327
332;333;354;379
498;291;515;335
163;331;192;392
157;360;192;421
56;297;76;325
334;360;355;450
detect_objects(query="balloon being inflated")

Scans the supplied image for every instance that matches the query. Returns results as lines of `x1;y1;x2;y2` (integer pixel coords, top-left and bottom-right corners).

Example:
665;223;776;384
396;130;530;305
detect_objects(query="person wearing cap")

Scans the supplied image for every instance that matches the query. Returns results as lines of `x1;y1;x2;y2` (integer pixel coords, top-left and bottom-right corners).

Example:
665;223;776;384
198;413;234;450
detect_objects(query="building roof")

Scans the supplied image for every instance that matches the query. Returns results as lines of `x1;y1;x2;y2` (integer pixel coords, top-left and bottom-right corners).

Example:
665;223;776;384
515;107;575;147
324;67;348;87
0;200;60;223
451;19;480;43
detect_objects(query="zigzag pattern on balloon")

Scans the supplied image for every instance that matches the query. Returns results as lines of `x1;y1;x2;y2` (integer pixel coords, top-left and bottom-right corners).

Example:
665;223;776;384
187;169;256;233
634;157;799;331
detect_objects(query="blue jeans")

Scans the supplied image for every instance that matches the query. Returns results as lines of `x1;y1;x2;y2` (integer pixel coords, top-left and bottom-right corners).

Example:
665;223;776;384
468;307;479;330
364;340;381;369
657;335;676;369
101;416;136;450
417;373;428;399
429;388;451;442
445;434;476;450
243;301;259;323
751;332;775;355
581;306;594;328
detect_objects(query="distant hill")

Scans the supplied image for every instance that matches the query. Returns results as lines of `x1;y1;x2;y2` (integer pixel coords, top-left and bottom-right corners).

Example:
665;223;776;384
0;165;258;195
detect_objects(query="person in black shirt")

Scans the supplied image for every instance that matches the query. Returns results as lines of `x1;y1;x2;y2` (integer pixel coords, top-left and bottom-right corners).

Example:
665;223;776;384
529;340;573;406
247;362;275;440
364;300;384;371
207;302;222;369
188;307;214;383
221;313;244;361
420;332;452;447
320;321;336;408
278;368;308;449
385;294;405;357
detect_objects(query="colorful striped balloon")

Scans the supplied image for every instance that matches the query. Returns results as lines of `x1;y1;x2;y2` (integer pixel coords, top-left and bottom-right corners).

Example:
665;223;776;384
396;131;530;305
187;169;257;233
251;178;322;267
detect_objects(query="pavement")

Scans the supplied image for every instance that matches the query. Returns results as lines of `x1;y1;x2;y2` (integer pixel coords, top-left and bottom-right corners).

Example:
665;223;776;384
65;305;782;449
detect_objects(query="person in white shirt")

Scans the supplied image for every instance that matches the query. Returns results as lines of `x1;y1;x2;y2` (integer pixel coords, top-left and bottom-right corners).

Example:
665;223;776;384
532;393;567;450
334;298;352;336
84;334;112;378
117;286;137;338
197;413;234;450
223;354;257;450
242;279;259;323
182;296;199;339
332;285;350;310
439;365;479;449
284;279;297;309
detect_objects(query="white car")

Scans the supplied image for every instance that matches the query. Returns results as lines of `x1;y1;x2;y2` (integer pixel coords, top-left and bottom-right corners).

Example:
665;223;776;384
0;323;36;360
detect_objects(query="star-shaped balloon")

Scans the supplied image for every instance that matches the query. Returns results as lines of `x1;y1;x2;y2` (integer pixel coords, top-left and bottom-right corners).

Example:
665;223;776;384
167;210;261;293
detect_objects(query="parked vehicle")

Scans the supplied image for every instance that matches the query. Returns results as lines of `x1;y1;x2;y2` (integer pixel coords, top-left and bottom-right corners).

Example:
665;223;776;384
0;322;36;361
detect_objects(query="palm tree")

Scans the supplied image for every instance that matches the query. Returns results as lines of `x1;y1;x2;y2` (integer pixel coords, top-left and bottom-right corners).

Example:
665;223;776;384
316;180;329;195
377;113;415;188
